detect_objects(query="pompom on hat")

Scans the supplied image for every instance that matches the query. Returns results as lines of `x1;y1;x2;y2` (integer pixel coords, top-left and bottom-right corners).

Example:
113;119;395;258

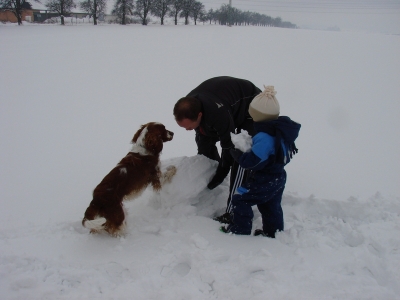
249;85;280;122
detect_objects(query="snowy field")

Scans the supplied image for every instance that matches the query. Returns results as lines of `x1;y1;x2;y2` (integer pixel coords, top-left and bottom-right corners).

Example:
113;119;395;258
1;23;399;299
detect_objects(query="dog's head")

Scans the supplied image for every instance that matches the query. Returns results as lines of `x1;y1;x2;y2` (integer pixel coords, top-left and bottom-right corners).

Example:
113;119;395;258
132;122;174;155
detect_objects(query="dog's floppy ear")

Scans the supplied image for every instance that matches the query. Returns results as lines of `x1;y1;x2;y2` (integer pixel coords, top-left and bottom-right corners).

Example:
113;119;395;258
144;133;163;154
132;124;146;143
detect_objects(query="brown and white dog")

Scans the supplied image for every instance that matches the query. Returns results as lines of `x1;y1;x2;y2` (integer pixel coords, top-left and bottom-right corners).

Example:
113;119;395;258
82;122;176;236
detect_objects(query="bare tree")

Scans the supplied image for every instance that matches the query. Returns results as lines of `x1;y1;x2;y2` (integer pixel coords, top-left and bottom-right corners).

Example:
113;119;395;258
273;16;282;27
242;10;251;25
190;0;203;25
134;0;153;25
79;0;106;25
46;0;76;25
112;0;134;25
179;0;194;25
205;8;214;24
168;0;182;25
214;4;228;25
151;0;170;25
0;0;39;25
198;7;207;24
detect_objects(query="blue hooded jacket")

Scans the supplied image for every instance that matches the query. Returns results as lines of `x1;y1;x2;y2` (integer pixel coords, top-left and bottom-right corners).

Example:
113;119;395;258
230;116;301;175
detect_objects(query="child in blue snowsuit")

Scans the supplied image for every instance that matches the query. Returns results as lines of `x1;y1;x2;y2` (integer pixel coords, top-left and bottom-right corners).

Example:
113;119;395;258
221;86;301;237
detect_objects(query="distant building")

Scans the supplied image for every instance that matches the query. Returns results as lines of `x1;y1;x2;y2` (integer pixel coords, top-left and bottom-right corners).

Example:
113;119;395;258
32;10;60;22
0;2;33;23
1;2;114;24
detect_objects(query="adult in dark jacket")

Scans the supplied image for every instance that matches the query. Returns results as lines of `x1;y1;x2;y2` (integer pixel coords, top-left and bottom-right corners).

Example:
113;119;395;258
173;76;262;223
221;86;301;237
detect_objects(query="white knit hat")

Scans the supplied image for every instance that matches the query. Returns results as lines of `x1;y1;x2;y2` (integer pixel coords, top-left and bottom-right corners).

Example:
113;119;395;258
248;85;280;122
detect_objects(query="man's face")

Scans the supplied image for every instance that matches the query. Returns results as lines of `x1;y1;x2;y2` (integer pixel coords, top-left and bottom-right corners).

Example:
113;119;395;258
176;112;202;131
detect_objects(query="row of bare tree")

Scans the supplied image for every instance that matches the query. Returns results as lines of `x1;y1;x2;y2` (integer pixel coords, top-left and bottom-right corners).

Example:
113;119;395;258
112;0;205;26
1;0;296;28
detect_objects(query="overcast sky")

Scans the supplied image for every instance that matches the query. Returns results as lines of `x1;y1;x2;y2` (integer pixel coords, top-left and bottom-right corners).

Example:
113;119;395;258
202;0;400;33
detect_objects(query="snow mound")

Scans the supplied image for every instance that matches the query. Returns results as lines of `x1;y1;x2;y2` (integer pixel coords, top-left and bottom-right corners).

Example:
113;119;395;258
1;156;399;299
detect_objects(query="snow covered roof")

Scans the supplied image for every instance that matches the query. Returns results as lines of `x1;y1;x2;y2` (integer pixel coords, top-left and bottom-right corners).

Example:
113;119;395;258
30;1;85;13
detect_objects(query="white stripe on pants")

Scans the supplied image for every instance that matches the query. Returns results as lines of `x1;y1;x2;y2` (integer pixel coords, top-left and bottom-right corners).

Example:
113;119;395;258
226;165;246;213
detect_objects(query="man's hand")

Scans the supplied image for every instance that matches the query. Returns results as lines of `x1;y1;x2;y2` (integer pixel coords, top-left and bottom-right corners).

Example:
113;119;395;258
207;146;234;190
207;173;226;190
229;148;244;162
220;147;234;168
207;158;232;190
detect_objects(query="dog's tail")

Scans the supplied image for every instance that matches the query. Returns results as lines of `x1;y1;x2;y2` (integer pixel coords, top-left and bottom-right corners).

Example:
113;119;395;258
83;217;106;231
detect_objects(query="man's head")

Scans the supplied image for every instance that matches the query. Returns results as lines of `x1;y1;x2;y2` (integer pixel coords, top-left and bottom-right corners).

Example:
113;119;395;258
173;97;203;131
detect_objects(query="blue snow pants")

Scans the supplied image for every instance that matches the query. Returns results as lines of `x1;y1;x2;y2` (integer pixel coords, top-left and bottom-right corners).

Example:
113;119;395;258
228;170;287;236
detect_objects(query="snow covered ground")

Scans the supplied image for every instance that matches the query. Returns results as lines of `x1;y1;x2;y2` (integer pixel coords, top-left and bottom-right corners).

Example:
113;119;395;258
1;23;399;299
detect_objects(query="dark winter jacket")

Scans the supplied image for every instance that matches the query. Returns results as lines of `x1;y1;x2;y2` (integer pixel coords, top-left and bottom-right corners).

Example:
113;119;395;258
230;116;301;176
187;76;261;150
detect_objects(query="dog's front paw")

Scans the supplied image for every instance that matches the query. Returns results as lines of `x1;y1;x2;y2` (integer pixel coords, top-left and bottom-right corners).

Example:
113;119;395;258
163;165;177;183
166;165;176;172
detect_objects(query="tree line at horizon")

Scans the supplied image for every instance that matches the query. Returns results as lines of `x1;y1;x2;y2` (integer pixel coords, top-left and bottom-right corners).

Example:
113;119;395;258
1;0;296;28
